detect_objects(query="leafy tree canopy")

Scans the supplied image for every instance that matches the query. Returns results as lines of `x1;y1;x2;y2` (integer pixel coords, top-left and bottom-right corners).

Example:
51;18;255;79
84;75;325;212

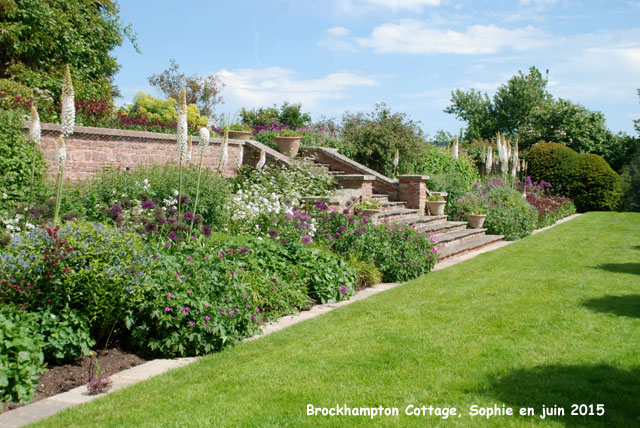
340;103;427;177
147;59;224;118
240;102;312;129
0;0;138;101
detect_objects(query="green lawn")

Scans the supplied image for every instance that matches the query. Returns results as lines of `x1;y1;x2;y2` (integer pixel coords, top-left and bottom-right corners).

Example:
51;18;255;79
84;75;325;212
32;212;640;428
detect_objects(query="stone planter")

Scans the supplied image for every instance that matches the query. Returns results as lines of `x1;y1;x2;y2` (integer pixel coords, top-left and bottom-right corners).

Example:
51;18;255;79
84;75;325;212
426;200;446;216
466;214;487;229
275;136;302;158
227;130;252;140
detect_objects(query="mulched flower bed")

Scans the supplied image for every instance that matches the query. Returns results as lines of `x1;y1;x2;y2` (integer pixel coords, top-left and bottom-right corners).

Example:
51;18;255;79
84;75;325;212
2;349;145;413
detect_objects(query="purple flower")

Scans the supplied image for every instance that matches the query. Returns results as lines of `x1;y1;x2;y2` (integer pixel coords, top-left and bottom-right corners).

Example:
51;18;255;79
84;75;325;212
301;235;312;245
183;211;194;222
339;285;348;295
337;226;346;233
109;204;123;218
201;224;212;237
168;232;178;241
141;200;155;209
180;196;190;205
268;228;278;238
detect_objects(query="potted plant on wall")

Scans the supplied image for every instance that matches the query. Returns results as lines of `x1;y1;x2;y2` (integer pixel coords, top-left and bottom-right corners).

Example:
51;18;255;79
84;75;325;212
461;193;488;229
426;193;446;216
275;129;303;158
227;122;252;140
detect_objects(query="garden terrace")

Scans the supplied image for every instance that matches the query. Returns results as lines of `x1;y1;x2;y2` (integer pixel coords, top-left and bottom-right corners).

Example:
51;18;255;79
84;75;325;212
22;212;640;428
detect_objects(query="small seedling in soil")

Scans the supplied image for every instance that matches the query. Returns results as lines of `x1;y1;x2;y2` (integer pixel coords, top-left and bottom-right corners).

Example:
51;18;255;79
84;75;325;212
86;351;113;395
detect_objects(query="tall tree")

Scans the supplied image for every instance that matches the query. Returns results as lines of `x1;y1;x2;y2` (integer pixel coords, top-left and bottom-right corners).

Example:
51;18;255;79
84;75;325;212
0;0;138;100
445;66;552;145
147;59;224;117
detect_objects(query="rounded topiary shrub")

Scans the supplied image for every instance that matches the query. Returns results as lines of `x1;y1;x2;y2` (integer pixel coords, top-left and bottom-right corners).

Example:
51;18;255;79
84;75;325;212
525;142;579;193
570;154;623;212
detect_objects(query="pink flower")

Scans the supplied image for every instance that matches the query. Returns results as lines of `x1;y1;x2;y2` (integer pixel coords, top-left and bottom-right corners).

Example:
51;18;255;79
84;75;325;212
178;278;183;283
165;307;171;312
229;311;235;316
205;315;210;320
247;305;251;309
218;253;224;258
242;293;247;297
189;321;194;326
167;293;174;298
187;290;193;294
188;257;193;261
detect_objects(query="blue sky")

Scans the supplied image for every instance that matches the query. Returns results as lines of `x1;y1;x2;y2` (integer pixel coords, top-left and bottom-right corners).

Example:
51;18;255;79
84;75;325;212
112;0;640;136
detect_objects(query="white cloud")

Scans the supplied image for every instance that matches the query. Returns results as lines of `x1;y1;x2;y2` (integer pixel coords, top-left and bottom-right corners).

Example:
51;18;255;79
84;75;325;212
318;26;357;52
216;67;379;111
327;26;349;37
358;20;550;54
333;0;440;16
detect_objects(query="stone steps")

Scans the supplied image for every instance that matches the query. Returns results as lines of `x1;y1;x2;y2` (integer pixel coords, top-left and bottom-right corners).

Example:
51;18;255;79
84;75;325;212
436;234;505;260
372;208;422;223
303;156;504;260
431;228;488;248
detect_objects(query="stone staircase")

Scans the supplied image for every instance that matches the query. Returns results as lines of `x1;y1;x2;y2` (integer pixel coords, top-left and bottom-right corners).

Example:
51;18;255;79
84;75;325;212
301;150;504;261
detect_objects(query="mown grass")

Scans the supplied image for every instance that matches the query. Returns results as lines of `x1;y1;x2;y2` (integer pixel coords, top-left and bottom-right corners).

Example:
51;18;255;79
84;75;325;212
31;212;640;427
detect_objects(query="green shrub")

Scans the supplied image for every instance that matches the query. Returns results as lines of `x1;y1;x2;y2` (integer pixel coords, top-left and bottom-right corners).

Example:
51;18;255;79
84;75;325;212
570;154;623;212
129;244;260;358
448;179;537;240
51;164;231;231
526;142;579;194
288;245;356;304
419;145;480;215
38;309;94;364
0;108;48;210
0;307;45;404
621;150;640;211
0;222;154;344
526;142;623;212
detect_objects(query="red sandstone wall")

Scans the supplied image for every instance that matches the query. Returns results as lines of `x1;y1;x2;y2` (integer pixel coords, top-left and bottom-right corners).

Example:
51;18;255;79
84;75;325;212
33;123;245;181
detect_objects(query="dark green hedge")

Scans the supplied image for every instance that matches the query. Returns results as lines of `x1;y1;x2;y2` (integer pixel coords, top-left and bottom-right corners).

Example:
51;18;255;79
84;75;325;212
526;142;623;212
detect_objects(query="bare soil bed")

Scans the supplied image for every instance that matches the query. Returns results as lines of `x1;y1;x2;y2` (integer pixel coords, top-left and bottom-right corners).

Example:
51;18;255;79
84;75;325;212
2;349;144;413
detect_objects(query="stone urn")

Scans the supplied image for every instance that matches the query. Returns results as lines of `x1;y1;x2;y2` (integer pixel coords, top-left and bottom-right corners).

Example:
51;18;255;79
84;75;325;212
227;130;252;140
275;136;302;158
426;200;446;216
466;214;487;229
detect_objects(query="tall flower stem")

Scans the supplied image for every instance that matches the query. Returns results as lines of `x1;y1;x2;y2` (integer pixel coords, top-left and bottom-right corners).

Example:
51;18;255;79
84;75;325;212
190;147;205;235
53;163;64;224
177;143;184;219
24;105;41;230
23;142;38;230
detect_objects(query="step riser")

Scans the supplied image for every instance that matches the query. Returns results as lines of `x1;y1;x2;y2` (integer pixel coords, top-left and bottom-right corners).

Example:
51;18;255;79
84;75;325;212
435;231;487;248
437;237;504;260
420;224;467;235
376;213;421;224
380;203;406;211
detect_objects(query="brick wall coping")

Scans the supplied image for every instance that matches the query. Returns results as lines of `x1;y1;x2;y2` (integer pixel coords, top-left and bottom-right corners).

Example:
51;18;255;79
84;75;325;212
24;122;244;145
302;147;398;187
335;174;375;181
397;174;430;180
